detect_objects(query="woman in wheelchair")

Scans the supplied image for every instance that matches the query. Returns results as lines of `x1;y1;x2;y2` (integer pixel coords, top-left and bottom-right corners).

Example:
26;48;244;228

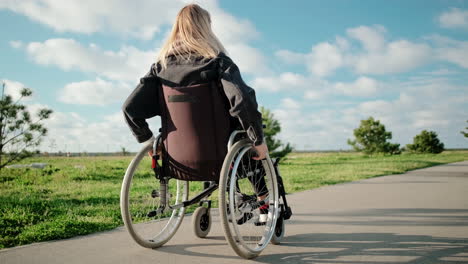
120;4;290;259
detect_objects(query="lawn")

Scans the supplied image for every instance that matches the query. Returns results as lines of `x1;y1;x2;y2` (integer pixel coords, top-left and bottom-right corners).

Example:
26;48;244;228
0;150;467;248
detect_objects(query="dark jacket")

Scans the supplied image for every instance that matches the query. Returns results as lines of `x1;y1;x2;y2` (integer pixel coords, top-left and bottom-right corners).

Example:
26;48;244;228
122;53;264;146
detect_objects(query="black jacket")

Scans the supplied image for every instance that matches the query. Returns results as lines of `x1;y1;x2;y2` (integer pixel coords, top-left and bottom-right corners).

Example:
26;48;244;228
122;52;264;146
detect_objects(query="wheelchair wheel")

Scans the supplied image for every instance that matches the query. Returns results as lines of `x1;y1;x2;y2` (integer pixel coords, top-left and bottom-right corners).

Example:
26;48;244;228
219;139;279;259
120;141;188;248
192;206;211;238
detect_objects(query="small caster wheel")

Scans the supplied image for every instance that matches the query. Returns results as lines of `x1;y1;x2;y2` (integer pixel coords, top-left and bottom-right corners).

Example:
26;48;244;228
271;216;285;245
192;207;211;238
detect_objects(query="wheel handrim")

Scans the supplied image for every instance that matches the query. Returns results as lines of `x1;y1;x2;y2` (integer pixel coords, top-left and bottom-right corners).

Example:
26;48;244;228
223;141;279;255
121;142;188;248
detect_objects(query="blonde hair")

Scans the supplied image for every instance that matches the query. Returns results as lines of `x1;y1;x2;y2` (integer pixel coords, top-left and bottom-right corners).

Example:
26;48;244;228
157;4;227;68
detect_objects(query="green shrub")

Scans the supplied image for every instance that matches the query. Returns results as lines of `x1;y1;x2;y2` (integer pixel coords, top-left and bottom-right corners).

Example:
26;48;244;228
347;117;401;154
406;130;444;154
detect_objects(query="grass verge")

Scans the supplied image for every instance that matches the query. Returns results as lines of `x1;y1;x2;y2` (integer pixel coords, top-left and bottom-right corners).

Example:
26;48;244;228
0;150;466;248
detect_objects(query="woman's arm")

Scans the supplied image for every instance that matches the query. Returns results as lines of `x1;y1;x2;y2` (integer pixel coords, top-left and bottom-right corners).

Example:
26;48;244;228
218;54;264;146
122;64;161;143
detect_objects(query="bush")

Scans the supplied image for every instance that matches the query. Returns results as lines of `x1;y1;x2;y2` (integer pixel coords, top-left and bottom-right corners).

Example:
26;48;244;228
461;120;468;138
347;117;400;154
406;130;444;154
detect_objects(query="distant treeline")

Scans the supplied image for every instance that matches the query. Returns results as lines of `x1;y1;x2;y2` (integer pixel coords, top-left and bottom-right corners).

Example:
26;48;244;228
37;152;137;157
36;148;468;157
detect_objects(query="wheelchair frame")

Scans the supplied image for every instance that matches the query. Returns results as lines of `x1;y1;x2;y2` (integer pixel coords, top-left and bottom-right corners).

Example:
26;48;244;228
120;129;292;259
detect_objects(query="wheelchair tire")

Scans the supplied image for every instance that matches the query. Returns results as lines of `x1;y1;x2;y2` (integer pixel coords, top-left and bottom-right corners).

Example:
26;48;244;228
271;215;284;245
120;138;188;248
192;206;211;238
219;139;279;259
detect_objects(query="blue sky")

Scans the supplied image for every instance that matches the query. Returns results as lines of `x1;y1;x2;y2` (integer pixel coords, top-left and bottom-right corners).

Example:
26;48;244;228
1;0;467;152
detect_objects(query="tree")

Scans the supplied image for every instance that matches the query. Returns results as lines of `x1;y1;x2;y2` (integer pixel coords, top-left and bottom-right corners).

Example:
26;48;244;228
347;116;400;154
121;147;128;156
406;130;444;154
260;106;292;159
461;120;468;138
0;82;52;169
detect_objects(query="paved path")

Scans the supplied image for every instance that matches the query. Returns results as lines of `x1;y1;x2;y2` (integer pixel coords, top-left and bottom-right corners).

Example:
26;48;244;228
2;161;468;264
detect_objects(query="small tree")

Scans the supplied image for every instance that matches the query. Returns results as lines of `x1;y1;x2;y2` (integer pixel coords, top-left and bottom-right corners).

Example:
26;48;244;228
461;120;468;138
347;116;400;154
0;82;52;169
121;147;128;156
406;130;444;154
261;106;292;159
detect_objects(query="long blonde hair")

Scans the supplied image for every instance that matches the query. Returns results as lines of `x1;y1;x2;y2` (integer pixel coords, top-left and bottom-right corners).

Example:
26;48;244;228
157;4;227;68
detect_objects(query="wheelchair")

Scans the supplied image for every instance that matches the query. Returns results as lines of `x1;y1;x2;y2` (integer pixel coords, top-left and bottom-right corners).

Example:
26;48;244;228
120;129;292;259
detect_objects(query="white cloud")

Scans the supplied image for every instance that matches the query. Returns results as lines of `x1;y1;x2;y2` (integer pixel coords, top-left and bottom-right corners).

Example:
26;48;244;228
58;78;132;106
270;77;468;150
438;8;468;30
209;3;259;43
20;38;155;82
252;72;308;92
9;0;270;77
341;80;467;148
346;25;386;52
334;76;379;97
4;1;272;151
427;35;468;69
281;98;301;110
9;40;23;49
225;43;270;75
253;74;380;99
307;42;344;77
0;0;184;40
272;106;353;151
335;36;350;51
39;109;161;153
304;90;324;100
345;26;432;74
202;0;268;75
438;47;468;68
350;40;432;74
252;72;330;99
19;35;268;94
1;78;160;152
5;4;468;153
412;110;451;129
423;68;459;76
277;25;434;76
275;49;306;64
251;76;283;92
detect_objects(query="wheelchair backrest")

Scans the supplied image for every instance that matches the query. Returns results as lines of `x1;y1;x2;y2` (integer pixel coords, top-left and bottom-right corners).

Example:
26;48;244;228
159;80;231;181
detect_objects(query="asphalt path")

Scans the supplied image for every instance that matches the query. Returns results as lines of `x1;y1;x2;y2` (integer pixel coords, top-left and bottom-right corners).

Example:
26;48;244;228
1;161;468;264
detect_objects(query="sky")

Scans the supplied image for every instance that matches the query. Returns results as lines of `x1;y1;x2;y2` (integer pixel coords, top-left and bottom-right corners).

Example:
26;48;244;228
1;0;467;152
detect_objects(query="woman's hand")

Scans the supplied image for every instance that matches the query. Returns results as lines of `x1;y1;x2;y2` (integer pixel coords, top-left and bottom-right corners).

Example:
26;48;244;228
252;143;268;160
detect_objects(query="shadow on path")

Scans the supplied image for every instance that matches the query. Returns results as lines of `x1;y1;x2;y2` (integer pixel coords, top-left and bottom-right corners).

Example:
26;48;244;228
156;232;468;263
259;232;468;264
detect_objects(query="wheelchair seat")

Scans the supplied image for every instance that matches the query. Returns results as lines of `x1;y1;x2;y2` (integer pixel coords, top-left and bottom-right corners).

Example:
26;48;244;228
159;79;232;181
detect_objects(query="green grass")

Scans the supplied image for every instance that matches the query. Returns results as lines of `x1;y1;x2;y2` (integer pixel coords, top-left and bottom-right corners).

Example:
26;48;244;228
280;151;468;192
0;151;467;248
